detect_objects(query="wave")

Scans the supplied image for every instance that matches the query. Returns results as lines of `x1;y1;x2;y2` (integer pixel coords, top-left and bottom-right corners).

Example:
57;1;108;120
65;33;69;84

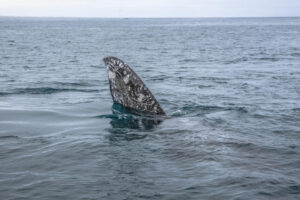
171;104;248;117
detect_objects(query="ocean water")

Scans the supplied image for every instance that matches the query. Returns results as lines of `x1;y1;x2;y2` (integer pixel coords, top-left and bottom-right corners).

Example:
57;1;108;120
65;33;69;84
0;17;300;199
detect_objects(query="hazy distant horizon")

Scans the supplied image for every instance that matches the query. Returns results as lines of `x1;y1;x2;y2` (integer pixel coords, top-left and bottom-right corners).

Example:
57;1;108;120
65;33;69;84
1;16;300;19
0;0;299;18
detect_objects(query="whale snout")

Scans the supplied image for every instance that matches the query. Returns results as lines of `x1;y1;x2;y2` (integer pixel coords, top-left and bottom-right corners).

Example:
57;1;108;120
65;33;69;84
103;57;111;65
103;56;125;71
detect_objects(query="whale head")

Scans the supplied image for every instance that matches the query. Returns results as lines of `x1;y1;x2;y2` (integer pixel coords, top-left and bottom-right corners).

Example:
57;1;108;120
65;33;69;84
103;56;125;71
103;56;166;116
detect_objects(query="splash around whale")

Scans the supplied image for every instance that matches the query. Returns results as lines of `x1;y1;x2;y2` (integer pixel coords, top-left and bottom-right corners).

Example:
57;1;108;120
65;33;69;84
103;56;166;116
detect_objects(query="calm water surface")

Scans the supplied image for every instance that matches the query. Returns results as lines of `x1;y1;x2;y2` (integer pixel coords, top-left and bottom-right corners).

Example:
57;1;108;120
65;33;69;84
0;17;300;199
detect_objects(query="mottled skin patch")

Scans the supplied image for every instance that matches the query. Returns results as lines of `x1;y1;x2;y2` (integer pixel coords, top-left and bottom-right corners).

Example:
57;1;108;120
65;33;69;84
103;56;166;116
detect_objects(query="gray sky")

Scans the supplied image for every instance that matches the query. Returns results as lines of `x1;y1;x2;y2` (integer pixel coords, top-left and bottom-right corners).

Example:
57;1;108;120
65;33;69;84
0;0;300;18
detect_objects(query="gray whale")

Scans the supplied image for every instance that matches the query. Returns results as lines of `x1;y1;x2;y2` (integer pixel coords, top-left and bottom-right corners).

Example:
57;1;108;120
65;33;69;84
103;56;166;116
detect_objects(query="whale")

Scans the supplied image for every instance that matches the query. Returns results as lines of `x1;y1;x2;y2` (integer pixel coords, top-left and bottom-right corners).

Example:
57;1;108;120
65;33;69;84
103;56;166;116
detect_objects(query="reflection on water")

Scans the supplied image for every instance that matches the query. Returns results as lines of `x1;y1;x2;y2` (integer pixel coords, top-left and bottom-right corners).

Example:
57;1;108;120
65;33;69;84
110;103;163;130
98;103;164;141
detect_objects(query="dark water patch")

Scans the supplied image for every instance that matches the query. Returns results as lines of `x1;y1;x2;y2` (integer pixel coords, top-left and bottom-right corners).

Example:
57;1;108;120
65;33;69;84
160;50;168;54
272;75;288;80
105;131;147;141
139;47;149;51
237;82;257;90
149;74;170;81
292;108;300;112
224;57;248;64
198;85;214;88
288;145;297;149
53;81;95;87
0;87;99;96
258;57;280;62
178;58;199;63
224;106;248;113
258;184;300;199
197;76;230;82
288;185;300;194
214;80;228;84
144;59;155;63
0;92;10;96
23;65;30;70
290;53;300;57
272;130;294;135
90;64;101;68
69;59;78;63
0;135;19;140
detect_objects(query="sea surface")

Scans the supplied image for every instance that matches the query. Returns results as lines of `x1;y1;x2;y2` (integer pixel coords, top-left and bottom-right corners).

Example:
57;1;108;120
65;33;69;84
0;17;300;200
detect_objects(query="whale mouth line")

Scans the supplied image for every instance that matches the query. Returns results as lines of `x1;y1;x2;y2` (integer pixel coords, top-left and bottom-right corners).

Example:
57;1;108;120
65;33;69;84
105;64;123;76
105;64;114;71
104;60;123;72
104;63;117;72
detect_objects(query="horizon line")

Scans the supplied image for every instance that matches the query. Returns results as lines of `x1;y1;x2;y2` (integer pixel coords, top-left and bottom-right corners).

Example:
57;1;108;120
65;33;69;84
1;15;300;19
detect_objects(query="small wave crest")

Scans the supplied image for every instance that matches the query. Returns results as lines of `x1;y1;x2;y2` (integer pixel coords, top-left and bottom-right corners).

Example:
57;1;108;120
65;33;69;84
171;104;248;117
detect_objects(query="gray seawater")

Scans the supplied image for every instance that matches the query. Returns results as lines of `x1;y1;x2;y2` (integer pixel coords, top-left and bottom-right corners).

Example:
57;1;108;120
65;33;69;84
0;17;300;199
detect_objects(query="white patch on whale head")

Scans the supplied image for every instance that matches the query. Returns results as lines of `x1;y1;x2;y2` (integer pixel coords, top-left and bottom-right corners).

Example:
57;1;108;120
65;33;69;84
108;70;116;79
138;94;144;102
123;74;130;84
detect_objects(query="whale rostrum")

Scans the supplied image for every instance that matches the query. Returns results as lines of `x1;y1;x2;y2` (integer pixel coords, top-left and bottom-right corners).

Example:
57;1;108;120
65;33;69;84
103;56;166;116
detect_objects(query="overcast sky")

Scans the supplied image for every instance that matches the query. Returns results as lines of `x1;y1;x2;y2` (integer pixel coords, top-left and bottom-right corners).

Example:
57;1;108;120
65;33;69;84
0;0;299;18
